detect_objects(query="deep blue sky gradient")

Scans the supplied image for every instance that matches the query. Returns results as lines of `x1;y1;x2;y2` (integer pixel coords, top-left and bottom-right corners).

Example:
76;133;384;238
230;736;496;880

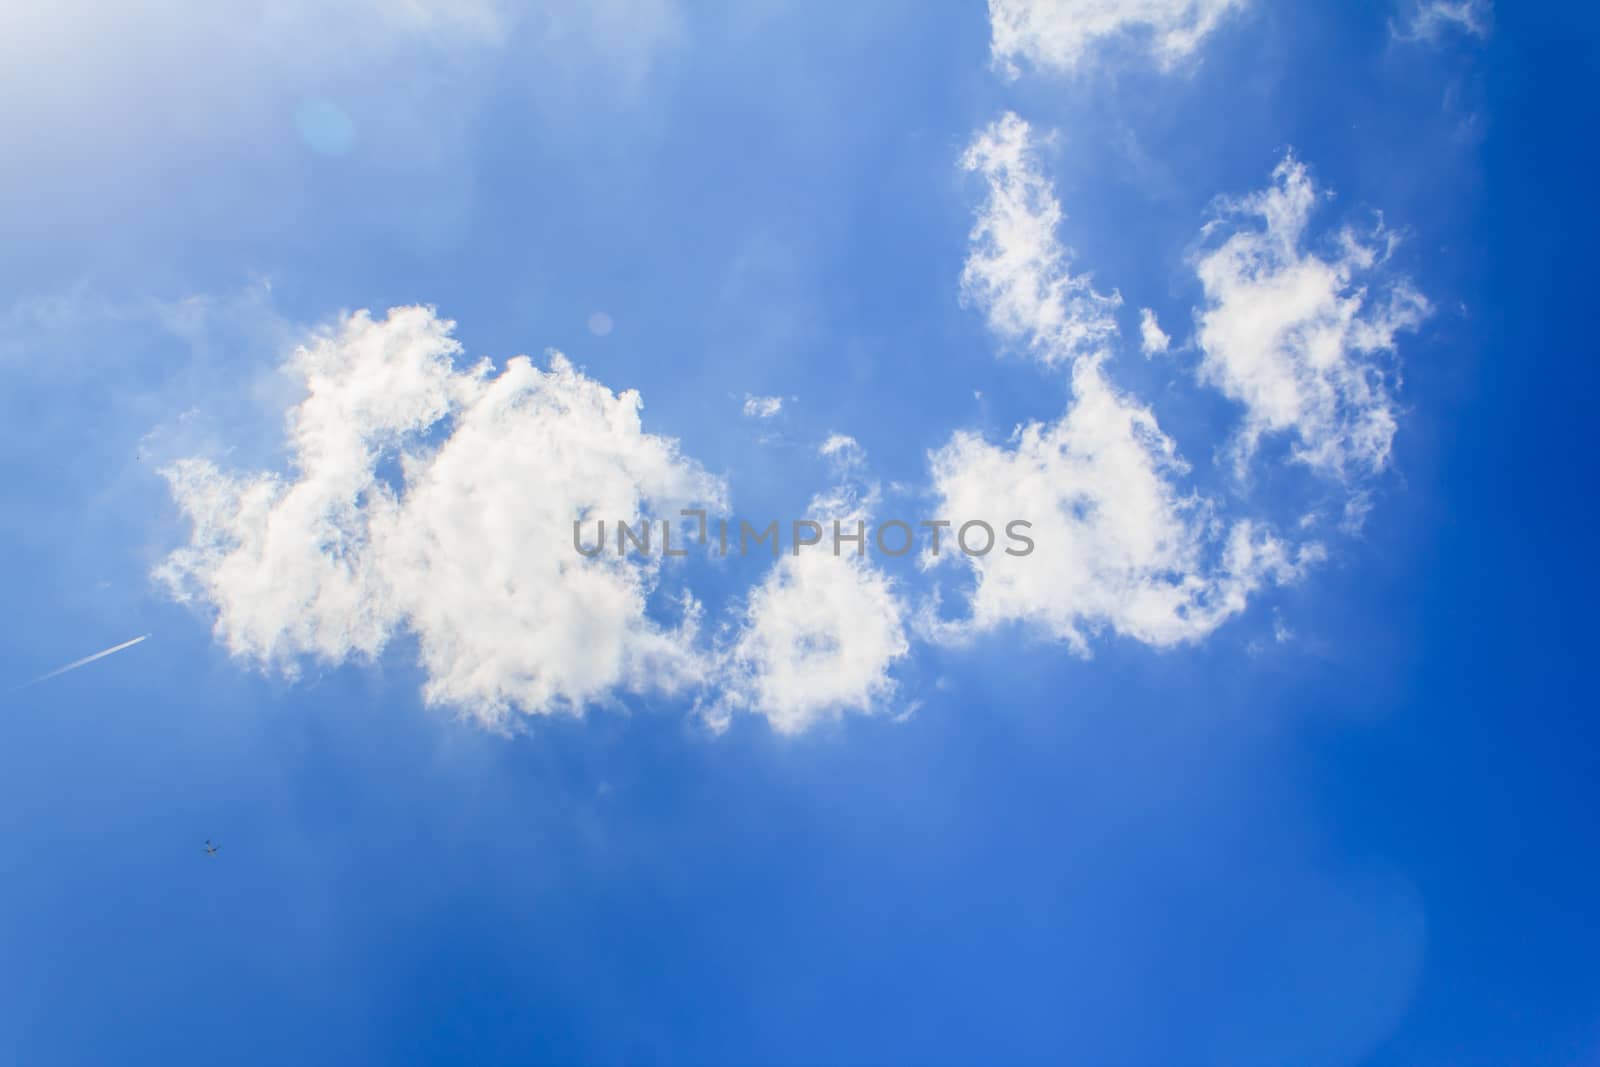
1;3;1596;1064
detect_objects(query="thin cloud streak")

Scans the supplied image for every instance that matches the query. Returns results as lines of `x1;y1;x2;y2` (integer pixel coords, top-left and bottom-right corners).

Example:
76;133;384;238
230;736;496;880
16;634;149;691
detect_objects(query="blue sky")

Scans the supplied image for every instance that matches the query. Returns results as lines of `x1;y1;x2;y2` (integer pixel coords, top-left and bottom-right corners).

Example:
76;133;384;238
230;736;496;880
2;1;1597;1063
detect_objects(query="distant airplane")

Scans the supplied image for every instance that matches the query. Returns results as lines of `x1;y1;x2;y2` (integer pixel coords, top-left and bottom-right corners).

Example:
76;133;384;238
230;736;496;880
204;840;219;857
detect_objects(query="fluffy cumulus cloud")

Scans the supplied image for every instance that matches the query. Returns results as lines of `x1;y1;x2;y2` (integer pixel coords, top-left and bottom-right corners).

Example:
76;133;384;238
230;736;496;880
962;113;1121;368
147;25;1434;737
157;306;724;728
932;116;1317;650
712;450;910;735
149;139;1424;734
1192;156;1430;479
988;0;1246;75
931;356;1316;650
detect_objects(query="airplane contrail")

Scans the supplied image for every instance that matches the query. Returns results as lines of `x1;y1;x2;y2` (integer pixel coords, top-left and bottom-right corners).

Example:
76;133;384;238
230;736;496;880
15;634;149;691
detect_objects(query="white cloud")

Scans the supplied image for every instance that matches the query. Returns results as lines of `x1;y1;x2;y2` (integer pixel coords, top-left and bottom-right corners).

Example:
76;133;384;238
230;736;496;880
157;306;725;729
988;0;1246;75
961;113;1121;369
712;476;910;736
929;356;1318;651
157;306;913;737
1192;155;1430;479
819;433;862;461
934;114;1317;650
742;394;784;418
1139;307;1171;355
1392;0;1491;42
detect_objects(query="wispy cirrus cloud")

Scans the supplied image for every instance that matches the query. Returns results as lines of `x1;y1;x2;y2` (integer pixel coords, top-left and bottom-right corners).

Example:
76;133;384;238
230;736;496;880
987;0;1247;76
961;113;1121;369
1391;0;1491;43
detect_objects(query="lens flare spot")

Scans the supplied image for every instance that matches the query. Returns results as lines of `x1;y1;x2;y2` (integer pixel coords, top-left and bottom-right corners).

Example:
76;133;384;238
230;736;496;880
295;99;355;157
